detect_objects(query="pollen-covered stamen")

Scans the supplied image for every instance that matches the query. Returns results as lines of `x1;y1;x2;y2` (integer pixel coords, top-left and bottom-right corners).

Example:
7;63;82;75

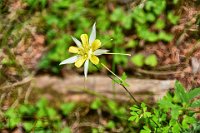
77;45;94;60
88;49;93;59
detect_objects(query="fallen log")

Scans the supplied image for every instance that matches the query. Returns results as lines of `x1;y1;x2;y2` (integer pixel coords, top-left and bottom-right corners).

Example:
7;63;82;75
33;75;175;102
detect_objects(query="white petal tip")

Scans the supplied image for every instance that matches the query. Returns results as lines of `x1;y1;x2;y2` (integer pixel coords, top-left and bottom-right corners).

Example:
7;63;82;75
89;22;97;45
71;36;82;47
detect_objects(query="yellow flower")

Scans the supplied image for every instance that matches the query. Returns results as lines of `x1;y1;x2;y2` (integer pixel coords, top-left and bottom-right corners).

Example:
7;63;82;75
59;23;109;78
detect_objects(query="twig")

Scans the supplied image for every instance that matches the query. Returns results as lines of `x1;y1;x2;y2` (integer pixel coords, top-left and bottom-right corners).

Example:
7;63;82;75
11;87;22;108
136;68;182;75
0;76;32;90
24;86;33;104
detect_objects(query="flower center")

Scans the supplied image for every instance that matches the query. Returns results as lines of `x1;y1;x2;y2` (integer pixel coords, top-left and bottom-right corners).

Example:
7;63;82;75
79;46;93;59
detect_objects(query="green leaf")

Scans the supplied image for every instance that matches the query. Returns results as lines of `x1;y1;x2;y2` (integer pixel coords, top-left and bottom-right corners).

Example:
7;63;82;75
131;54;145;67
60;103;76;116
171;106;182;120
140;126;151;133
112;27;124;45
145;1;154;11
136;24;158;42
41;0;47;8
146;13;156;22
174;81;189;104
172;122;181;133
158;31;173;42
23;122;34;131
107;100;117;111
188;88;200;101
35;120;44;128
143;112;151;118
19;104;36;116
144;54;158;67
162;126;170;133
121;72;127;81
121;72;129;87
167;12;179;25
130;105;140;111
126;40;138;48
173;0;179;4
36;98;48;108
90;98;102;110
158;92;174;111
61;127;71;133
191;99;200;108
129;114;140;123
92;128;98;133
155;19;165;30
132;7;146;24
153;1;166;15
182;116;196;129
37;108;47;118
106;120;115;129
47;107;59;120
110;8;125;22
121;14;132;29
5;108;21;128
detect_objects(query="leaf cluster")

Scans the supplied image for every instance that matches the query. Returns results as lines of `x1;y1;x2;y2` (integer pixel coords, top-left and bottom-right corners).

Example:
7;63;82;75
129;81;200;133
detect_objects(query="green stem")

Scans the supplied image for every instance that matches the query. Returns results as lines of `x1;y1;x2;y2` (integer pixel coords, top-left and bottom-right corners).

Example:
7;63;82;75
100;63;139;105
105;53;131;56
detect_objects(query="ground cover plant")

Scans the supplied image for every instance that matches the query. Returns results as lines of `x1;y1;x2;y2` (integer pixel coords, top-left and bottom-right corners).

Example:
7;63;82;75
0;0;200;132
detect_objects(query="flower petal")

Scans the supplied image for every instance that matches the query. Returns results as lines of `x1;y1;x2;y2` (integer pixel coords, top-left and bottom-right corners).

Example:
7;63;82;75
94;49;109;56
91;39;101;51
59;56;79;65
75;56;86;68
84;59;89;78
69;46;79;53
80;34;89;47
90;55;99;65
71;36;82;47
89;22;96;45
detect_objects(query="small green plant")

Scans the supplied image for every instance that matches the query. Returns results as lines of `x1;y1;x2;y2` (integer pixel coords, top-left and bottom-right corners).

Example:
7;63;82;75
24;0;47;10
129;81;200;132
131;54;158;67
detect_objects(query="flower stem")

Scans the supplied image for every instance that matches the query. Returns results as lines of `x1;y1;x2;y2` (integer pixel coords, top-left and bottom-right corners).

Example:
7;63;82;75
105;53;131;56
100;63;139;105
101;63;122;81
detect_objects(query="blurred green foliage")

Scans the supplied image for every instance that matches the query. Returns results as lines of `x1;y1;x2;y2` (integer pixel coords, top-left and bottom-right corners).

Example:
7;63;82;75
4;98;74;132
1;98;133;132
22;0;180;73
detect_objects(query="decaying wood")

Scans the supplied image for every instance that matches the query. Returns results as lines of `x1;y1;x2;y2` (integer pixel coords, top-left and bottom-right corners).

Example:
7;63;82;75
33;75;175;102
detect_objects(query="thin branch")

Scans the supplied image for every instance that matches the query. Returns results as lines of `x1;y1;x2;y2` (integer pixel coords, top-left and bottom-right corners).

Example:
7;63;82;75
136;68;182;75
0;76;32;90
